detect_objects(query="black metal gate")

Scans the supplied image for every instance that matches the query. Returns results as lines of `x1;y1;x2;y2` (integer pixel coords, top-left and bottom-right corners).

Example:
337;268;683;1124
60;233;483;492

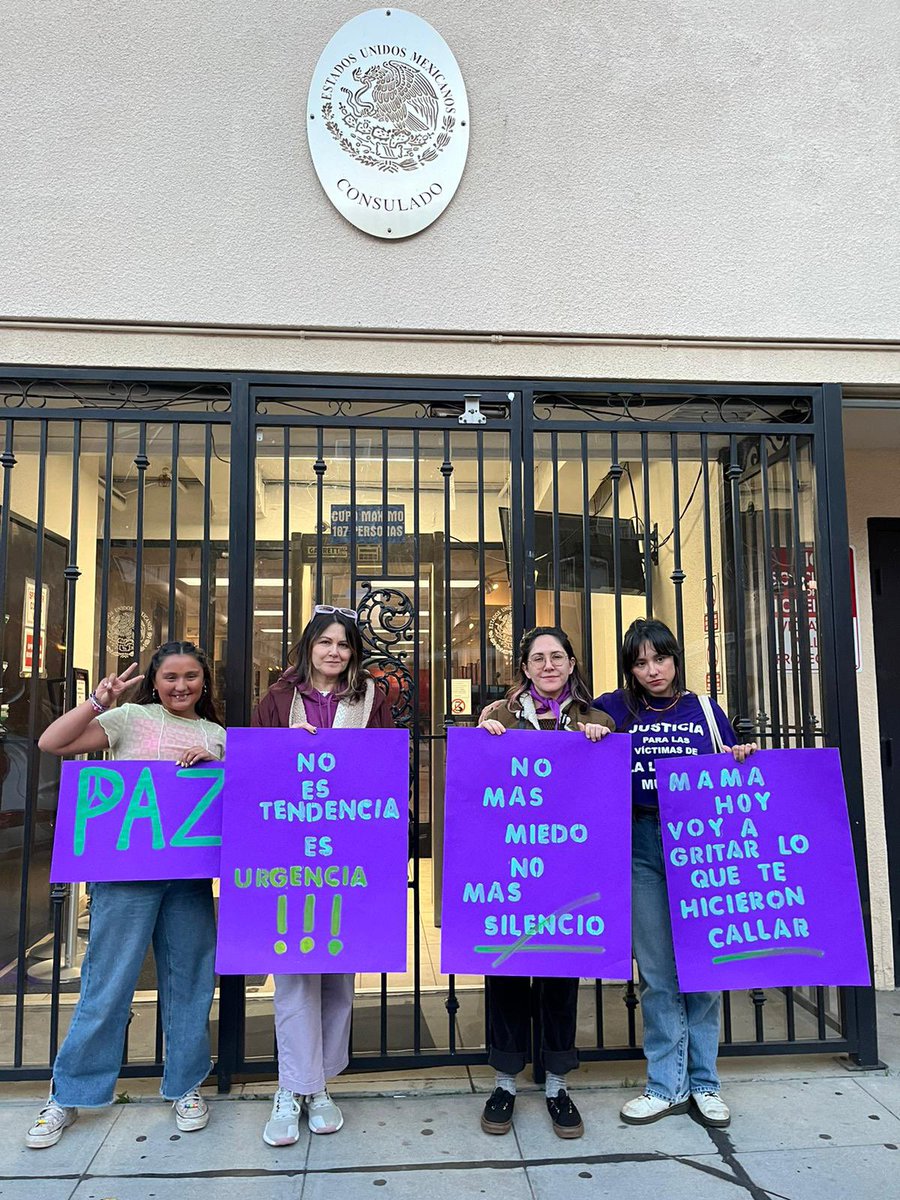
0;369;878;1085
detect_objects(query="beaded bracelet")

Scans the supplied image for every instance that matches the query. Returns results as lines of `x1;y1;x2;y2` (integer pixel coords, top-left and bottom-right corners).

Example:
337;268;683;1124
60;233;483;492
87;691;108;714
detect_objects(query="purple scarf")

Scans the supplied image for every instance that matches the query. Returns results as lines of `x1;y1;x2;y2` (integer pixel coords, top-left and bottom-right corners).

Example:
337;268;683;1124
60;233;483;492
529;683;571;728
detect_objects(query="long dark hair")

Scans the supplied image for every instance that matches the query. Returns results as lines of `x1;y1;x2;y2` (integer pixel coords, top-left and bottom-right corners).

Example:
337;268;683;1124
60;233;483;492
621;618;686;717
133;641;222;725
506;625;594;710
283;611;368;703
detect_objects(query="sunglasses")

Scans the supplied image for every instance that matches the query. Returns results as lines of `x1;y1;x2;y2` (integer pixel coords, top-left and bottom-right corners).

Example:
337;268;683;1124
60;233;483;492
313;604;359;621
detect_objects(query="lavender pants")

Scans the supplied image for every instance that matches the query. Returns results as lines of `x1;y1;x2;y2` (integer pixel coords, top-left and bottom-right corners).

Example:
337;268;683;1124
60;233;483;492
273;972;354;1095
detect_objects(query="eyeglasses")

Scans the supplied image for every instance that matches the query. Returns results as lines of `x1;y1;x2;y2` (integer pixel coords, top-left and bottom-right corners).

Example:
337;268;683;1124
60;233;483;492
527;652;570;667
313;604;358;621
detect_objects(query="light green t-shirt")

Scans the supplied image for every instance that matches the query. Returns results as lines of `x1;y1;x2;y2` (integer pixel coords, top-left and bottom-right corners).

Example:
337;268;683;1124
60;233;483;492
96;702;226;761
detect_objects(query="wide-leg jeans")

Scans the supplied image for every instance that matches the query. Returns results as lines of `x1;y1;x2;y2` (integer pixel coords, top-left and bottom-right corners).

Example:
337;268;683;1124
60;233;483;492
51;879;216;1107
632;810;721;1102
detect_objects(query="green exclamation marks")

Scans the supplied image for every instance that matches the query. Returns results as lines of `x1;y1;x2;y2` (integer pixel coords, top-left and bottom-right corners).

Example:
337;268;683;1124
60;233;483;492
273;894;288;955
300;894;316;953
328;895;343;956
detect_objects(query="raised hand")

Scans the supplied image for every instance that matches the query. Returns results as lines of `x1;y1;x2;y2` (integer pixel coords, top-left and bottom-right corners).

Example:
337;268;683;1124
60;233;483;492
94;663;145;708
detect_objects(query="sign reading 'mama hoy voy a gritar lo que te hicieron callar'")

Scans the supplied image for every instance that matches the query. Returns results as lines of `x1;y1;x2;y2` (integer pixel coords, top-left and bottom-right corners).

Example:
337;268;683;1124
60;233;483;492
307;8;470;239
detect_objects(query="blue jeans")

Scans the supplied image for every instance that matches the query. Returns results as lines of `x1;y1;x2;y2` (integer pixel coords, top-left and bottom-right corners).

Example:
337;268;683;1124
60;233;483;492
51;879;216;1107
632;811;721;1102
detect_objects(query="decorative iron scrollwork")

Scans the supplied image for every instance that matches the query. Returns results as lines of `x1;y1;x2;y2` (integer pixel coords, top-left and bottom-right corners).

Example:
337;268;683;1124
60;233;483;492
533;390;814;427
357;585;415;725
0;379;231;413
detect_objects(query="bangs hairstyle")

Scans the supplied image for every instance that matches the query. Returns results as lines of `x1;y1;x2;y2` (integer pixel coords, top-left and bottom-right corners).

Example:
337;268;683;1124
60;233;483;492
507;625;594;709
285;611;368;703
133;641;222;725
621;618;686;716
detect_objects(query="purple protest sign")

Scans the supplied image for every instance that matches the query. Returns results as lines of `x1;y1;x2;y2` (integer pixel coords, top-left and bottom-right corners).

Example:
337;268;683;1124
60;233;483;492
216;727;409;975
440;728;633;979
50;760;223;882
657;748;871;990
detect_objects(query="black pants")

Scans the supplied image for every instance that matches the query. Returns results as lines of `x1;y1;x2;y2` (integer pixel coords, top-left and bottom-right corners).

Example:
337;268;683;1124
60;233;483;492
485;975;579;1076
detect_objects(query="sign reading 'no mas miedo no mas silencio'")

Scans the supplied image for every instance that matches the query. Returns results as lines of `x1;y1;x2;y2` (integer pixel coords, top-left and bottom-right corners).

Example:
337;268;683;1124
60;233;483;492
656;748;871;991
440;728;634;979
215;727;410;976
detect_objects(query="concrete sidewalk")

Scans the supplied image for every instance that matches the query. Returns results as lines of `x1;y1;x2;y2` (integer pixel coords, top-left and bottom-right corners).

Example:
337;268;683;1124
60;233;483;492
3;992;899;1200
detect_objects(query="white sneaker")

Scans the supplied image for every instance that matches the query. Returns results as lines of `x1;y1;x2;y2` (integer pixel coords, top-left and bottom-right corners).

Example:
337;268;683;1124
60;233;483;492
173;1088;210;1132
620;1092;689;1124
691;1090;731;1127
263;1087;302;1146
304;1091;343;1134
26;1100;77;1149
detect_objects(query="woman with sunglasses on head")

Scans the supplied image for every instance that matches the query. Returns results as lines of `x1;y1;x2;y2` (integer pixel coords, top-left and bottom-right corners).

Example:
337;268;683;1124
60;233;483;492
252;604;393;1147
478;626;614;1140
594;618;757;1130
26;642;225;1149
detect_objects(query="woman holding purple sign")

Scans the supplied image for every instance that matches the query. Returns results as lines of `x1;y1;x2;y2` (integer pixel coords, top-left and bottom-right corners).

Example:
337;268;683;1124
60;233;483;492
26;641;225;1150
595;618;757;1130
478;625;613;1140
252;604;393;1148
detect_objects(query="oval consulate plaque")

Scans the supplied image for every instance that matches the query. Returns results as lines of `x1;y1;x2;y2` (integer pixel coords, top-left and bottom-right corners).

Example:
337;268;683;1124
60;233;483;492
307;8;470;239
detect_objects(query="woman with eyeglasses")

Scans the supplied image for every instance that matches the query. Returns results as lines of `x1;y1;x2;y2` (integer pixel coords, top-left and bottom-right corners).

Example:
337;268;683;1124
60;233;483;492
594;618;757;1130
251;605;393;1147
477;625;614;1141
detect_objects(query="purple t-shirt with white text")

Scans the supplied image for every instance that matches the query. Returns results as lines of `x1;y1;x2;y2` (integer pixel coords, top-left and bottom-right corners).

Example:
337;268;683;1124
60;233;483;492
593;690;737;808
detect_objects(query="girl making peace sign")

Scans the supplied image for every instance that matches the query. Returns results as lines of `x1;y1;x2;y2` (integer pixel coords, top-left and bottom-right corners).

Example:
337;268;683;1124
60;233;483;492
26;642;225;1150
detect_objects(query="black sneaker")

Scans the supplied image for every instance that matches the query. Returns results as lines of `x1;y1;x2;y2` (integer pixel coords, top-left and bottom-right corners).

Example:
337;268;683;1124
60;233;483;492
480;1087;515;1135
546;1089;584;1139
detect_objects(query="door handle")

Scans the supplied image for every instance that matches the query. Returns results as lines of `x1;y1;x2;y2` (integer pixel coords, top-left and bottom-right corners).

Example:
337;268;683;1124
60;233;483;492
882;737;893;770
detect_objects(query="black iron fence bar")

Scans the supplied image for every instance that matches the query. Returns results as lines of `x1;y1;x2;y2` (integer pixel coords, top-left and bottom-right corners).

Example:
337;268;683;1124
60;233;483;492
722;991;733;1044
0;364;819;399
132;425;149;676
412;426;422;1054
641;433;653;622
346;427;357;605
550;431;562;628
669;433;686;652
97;425;116;681
759;438;783;747
381;429;390;575
611;431;624;658
700;435;718;704
314;428;325;605
0;423;14;705
726;435;752;740
166;424;180;639
817;382;877;1065
789;439;816;746
521;387;536;631
379;429;391;1060
49;423;85;1059
281;427;291;668
198;426;213;653
534;417;816;438
579;433;593;684
476;431;488;717
441;429;458;1055
217;380;253;1090
14;420;49;1065
779;448;804;747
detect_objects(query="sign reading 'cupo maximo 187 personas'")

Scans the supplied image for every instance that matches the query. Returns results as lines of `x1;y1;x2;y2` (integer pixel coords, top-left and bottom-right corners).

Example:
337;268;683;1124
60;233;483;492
307;9;469;239
657;749;871;992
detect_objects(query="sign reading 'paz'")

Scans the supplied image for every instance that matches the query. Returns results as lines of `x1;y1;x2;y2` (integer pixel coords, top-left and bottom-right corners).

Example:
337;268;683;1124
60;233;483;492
307;8;469;239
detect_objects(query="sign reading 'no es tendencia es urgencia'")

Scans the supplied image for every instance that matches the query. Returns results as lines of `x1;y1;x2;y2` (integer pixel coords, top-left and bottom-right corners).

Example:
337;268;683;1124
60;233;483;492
307;8;470;239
